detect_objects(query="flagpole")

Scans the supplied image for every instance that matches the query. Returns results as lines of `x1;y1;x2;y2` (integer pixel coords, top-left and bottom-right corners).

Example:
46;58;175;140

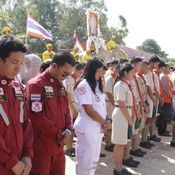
25;12;28;44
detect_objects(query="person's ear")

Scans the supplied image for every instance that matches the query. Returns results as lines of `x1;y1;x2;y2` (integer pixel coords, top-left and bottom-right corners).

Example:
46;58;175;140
51;63;58;70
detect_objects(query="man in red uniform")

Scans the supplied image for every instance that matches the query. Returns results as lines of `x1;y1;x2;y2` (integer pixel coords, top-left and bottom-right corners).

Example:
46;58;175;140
0;35;33;175
25;52;76;175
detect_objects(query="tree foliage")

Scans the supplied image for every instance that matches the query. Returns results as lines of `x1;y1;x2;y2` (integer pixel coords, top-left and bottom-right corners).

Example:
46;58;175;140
137;39;168;59
0;0;129;53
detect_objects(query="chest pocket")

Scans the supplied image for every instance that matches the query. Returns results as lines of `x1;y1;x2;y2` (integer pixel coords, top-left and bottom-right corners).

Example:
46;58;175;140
125;88;133;106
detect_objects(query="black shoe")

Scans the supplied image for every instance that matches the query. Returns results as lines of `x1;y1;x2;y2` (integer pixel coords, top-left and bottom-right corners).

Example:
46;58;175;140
149;135;161;142
140;142;152;149
65;148;75;157
123;168;133;175
113;169;129;175
105;144;114;152
129;156;140;165
130;150;144;157
170;142;175;147
159;132;172;137
137;148;146;155
100;153;106;157
122;158;138;168
147;140;155;147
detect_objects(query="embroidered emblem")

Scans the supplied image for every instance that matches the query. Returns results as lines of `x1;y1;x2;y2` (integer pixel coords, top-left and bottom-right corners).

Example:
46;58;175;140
44;86;54;98
60;87;66;96
78;87;86;95
31;101;42;112
14;87;24;101
95;95;101;102
1;80;7;85
50;78;54;83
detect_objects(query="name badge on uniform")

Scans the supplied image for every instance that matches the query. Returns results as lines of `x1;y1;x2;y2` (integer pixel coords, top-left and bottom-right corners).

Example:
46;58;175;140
59;87;67;96
0;88;7;102
13;87;24;101
31;101;42;112
95;95;101;102
44;86;54;98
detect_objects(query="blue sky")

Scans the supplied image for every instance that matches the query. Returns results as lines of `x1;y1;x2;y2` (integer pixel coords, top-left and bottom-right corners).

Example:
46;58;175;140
105;0;175;57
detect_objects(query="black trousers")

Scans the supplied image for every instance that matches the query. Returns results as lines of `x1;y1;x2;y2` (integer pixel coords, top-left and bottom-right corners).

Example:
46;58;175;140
157;102;173;134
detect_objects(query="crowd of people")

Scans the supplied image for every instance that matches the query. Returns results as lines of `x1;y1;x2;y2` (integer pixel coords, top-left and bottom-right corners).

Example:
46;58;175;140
0;27;175;175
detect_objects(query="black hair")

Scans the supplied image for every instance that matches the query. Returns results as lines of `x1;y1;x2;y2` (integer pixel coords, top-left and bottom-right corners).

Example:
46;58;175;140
74;63;84;71
75;58;104;94
149;55;160;63
103;65;108;71
130;57;142;64
158;61;166;68
142;61;149;65
40;60;51;73
51;52;76;67
119;64;134;78
119;58;129;64
106;62;112;68
0;35;27;61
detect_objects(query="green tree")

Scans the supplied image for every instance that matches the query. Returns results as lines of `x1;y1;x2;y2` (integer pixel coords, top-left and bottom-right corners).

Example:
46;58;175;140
0;0;129;53
137;39;168;58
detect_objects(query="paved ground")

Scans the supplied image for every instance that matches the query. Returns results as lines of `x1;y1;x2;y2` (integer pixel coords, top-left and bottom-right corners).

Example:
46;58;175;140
66;133;175;175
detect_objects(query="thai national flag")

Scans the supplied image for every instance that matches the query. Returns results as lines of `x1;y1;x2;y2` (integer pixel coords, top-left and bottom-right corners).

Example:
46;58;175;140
27;15;53;40
73;31;85;55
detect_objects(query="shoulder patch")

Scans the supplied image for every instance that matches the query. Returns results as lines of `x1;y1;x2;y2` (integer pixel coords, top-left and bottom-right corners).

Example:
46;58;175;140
78;87;86;95
31;94;41;101
31;101;42;112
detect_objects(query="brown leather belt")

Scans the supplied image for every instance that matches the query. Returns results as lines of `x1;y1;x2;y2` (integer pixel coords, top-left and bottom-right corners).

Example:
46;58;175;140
115;105;132;109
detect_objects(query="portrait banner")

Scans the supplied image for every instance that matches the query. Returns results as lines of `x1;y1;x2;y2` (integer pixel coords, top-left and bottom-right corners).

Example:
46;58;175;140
86;10;100;37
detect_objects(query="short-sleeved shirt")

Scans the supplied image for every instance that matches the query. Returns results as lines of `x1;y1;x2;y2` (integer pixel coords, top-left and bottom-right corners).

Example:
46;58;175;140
144;70;154;92
105;74;115;101
130;78;140;105
74;79;107;133
63;76;76;102
114;81;133;107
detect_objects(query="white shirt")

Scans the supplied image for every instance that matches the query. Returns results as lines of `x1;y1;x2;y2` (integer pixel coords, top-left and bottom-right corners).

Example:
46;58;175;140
74;79;107;133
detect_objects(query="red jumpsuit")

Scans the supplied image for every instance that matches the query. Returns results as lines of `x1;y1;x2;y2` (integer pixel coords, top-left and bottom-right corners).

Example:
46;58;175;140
0;77;33;175
25;70;72;175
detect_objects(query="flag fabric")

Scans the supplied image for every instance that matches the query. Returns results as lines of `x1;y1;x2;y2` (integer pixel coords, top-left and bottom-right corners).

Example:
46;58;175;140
27;15;53;40
73;31;85;55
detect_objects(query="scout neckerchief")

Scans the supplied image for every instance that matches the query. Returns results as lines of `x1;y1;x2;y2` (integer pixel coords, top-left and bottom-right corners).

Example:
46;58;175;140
136;73;148;100
120;77;137;115
151;69;157;95
134;75;144;107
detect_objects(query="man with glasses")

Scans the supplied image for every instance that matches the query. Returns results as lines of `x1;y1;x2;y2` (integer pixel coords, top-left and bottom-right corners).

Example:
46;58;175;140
25;52;76;175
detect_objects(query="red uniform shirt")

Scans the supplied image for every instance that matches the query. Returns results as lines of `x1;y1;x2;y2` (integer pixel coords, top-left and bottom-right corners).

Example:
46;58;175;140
0;77;33;175
25;69;72;174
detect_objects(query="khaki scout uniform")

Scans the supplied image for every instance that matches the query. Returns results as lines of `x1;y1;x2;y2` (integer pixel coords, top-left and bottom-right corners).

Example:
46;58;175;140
104;73;115;146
